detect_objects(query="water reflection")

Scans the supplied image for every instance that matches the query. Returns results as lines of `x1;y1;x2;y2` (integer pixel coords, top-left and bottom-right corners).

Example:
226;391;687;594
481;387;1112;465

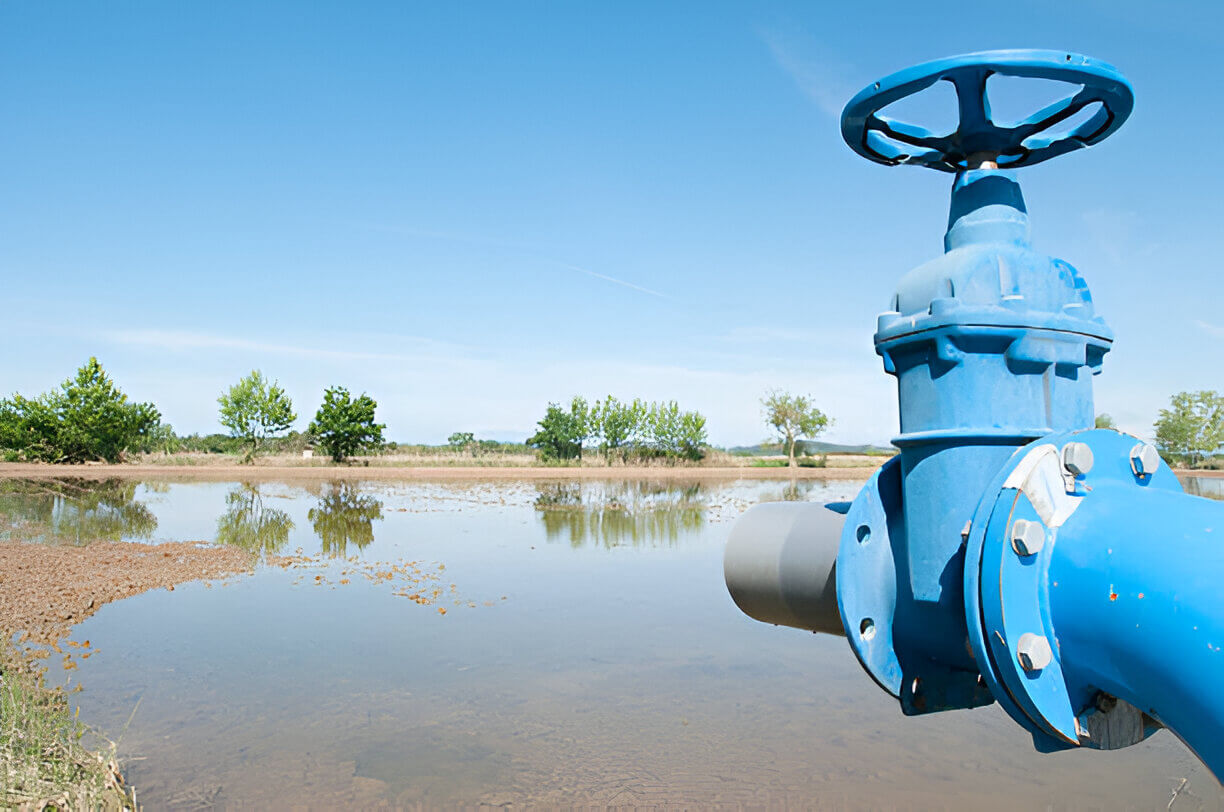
308;482;384;557
757;479;822;503
215;483;294;554
1182;475;1224;501
0;477;156;544
47;474;1220;810
534;481;706;548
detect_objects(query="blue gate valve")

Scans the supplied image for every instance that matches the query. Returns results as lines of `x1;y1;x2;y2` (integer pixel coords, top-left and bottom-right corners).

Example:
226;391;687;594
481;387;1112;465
724;50;1224;779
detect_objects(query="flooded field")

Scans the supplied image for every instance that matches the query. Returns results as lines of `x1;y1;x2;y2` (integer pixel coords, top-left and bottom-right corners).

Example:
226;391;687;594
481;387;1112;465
3;474;1221;809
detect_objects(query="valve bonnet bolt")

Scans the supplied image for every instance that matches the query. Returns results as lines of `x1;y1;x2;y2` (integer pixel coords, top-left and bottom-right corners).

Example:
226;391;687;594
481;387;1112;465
1017;633;1054;672
1011;519;1045;556
1130;443;1160;477
1062;442;1094;476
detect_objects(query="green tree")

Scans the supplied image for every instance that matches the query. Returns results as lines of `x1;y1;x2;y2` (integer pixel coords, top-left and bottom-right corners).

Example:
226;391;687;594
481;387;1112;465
309;387;385;463
0;358;160;463
762;390;831;468
646;401;680;457
1095;413;1117;429
447;431;476;451
218;370;296;462
0;394;59;460
139;422;183;455
675;409;708;461
1155;391;1224;467
591;396;646;464
640;401;708;462
527;396;589;461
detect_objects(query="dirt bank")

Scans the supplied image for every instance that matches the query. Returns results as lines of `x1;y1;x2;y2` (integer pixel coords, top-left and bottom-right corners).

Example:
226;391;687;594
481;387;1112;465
0;540;255;645
0;462;880;482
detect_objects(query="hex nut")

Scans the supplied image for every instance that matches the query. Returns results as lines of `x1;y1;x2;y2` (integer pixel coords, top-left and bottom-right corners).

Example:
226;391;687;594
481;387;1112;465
1017;634;1053;671
1011;519;1045;556
1130;443;1161;477
1017;632;1053;672
1062;442;1094;476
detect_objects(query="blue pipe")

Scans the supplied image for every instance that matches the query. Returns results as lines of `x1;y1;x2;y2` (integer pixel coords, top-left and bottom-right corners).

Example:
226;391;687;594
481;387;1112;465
1053;482;1224;773
1051;470;1221;764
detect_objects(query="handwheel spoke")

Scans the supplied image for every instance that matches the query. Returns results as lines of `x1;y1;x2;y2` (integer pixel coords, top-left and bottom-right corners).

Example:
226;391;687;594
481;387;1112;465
1010;88;1105;140
868;115;952;151
948;68;992;134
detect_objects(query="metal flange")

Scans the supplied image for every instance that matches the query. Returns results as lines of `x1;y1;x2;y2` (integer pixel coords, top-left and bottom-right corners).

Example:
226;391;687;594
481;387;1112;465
963;429;1181;751
837;456;904;698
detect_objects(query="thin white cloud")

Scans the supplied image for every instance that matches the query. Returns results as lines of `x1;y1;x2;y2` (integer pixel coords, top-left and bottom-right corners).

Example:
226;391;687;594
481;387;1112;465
758;27;856;117
557;263;675;301
6;319;895;445
1194;320;1224;339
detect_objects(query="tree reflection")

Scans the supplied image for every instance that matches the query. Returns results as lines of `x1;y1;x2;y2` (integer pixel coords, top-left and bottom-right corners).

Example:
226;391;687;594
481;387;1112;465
215;482;294;554
308;482;384;557
534;481;706;548
758;479;820;503
0;477;157;545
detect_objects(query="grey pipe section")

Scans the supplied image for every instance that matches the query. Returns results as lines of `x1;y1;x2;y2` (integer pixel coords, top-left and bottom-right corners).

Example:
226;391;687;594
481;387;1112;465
724;501;846;636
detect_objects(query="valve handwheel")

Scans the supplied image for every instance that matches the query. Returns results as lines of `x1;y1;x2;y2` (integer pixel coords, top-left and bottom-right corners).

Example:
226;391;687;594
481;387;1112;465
841;50;1133;172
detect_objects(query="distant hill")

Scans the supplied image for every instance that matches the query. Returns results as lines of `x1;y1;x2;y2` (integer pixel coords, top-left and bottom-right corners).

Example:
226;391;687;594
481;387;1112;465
729;440;895;456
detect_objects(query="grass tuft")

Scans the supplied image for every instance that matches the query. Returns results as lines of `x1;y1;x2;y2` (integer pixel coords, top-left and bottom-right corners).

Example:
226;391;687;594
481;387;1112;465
1;638;137;810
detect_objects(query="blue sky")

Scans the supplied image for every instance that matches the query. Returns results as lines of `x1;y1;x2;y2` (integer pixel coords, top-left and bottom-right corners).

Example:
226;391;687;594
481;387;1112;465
1;1;1221;446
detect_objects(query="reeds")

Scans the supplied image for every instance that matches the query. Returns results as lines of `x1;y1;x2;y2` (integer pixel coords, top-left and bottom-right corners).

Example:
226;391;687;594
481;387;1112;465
0;639;137;810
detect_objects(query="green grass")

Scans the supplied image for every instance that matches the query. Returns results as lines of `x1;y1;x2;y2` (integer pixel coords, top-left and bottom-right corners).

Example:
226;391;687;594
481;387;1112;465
1;639;136;809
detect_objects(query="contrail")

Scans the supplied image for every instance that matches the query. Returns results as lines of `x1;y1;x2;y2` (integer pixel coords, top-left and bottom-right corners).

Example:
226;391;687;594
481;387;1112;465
364;222;676;302
559;263;675;301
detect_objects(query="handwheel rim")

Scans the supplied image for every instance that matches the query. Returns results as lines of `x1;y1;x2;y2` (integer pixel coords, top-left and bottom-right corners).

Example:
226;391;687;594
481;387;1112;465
841;50;1134;172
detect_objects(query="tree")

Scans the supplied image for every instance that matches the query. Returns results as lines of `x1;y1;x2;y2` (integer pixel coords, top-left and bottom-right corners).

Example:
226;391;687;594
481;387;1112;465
1155;391;1224;467
1095;413;1117;429
139;422;183;455
591;396;645;464
0;394;60;460
309;387;385;463
675;409;708;461
640;400;708;462
762;390;831;468
527;397;589;461
218;370;296;462
0;358;160;463
447;431;476;451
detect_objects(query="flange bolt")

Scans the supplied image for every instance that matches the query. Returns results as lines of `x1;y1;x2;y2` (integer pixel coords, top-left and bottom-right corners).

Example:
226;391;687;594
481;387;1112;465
1130;443;1161;478
1062;442;1094;476
1011;519;1045;556
1017;633;1054;672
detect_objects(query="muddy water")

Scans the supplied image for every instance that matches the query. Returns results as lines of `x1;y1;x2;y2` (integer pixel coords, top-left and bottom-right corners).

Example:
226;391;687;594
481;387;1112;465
4;475;1222;809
